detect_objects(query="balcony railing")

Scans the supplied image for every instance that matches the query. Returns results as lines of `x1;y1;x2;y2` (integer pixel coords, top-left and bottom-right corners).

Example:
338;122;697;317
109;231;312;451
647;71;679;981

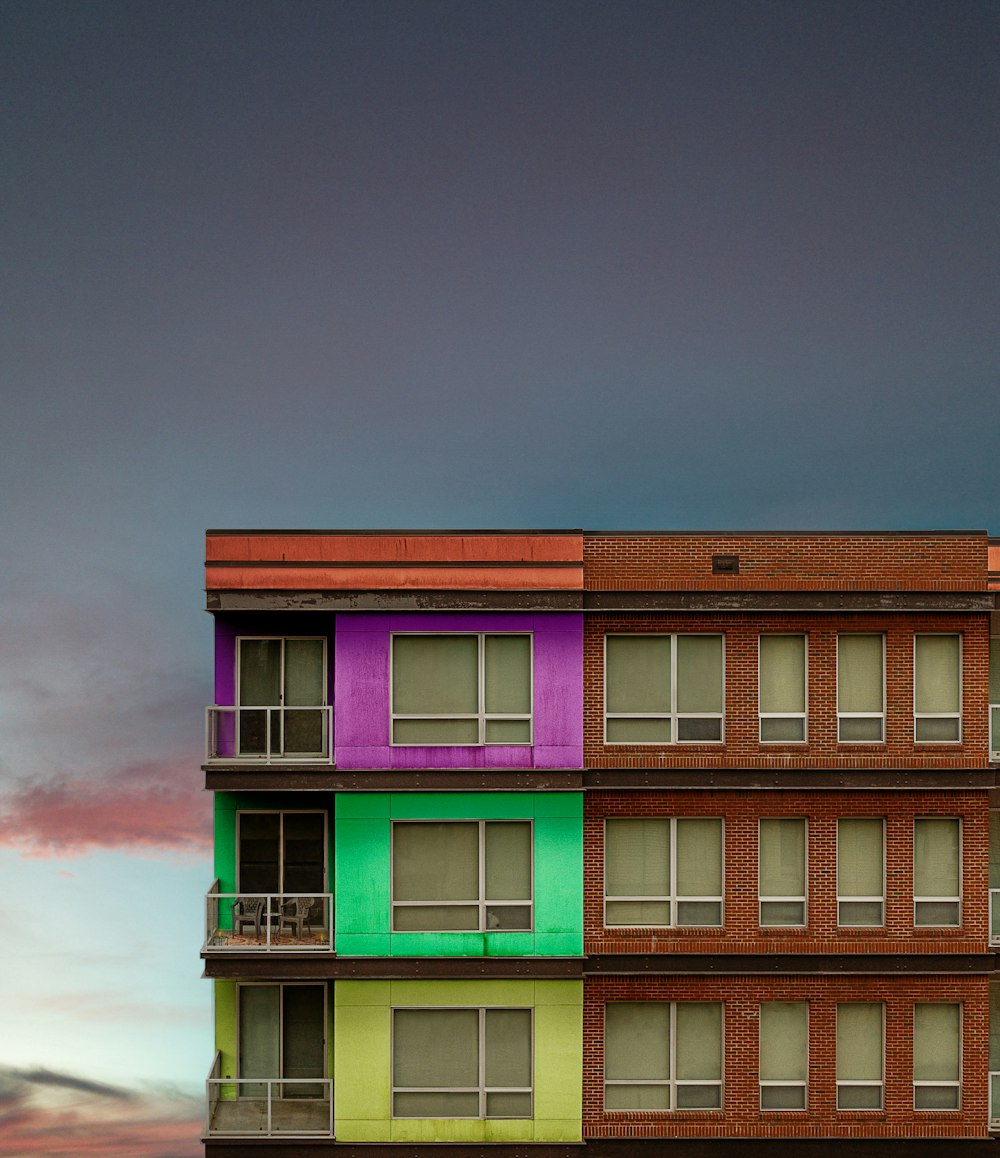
991;1071;1000;1129
206;1052;334;1138
204;881;333;951
992;704;1000;761
205;705;333;764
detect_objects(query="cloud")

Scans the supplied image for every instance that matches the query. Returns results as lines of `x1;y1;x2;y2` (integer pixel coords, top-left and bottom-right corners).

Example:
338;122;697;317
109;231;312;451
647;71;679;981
0;1067;202;1157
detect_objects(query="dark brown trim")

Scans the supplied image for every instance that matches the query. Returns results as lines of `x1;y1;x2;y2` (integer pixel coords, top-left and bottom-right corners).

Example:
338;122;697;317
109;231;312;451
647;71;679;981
583;592;994;611
583;768;995;791
204;768;583;792
206;591;585;612
202;956;585;980
584;1142;998;1157
586;953;995;975
586;529;987;537
205;1145;584;1157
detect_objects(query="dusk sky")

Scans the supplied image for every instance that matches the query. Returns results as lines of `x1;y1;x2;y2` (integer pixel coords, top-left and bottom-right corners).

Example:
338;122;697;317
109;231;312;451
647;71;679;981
1;1;998;1153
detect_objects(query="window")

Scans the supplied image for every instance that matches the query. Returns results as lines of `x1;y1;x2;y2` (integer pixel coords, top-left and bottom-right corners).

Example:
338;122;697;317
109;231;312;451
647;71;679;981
836;1003;883;1110
604;1002;723;1110
759;635;806;742
990;638;1000;759
392;1008;531;1118
238;984;326;1098
391;634;531;745
838;635;885;742
914;818;961;926
392;820;532;931
914;634;961;742
837;818;885;926
758;818;806;926
759;1003;808;1110
237;637;327;756
913;1004;961;1110
604;818;723;927
237;811;327;895
604;634;724;743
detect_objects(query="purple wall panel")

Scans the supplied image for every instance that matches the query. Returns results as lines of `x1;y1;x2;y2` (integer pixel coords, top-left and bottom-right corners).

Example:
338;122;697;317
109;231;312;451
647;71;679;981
334;612;583;770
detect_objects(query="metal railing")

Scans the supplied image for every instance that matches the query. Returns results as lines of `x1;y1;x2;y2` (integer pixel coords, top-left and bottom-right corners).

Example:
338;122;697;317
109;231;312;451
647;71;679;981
204;882;333;951
205;705;333;763
205;1054;334;1137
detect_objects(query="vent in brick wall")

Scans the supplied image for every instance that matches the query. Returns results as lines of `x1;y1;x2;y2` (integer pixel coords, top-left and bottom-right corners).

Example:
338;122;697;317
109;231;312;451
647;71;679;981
712;554;739;574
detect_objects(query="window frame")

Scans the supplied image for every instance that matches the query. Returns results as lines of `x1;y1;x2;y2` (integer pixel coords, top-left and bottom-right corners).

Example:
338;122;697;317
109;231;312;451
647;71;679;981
234;635;330;758
389;632;533;746
836;1002;884;1111
235;809;329;895
390;818;534;933
603;633;726;745
390;1006;533;1119
757;634;808;744
758;1001;809;1112
836;817;886;928
912;1002;962;1111
758;817;808;928
913;633;962;744
236;981;328;1089
836;633;886;744
603;817;725;928
913;817;963;928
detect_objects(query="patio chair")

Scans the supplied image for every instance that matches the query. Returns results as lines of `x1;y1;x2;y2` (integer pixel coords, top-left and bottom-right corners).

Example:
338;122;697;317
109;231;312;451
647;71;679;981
230;895;266;939
279;896;315;941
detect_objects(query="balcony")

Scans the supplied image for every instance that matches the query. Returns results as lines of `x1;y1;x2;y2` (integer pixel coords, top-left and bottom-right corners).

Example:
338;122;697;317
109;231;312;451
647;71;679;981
205;705;333;764
204;882;333;952
206;1053;334;1137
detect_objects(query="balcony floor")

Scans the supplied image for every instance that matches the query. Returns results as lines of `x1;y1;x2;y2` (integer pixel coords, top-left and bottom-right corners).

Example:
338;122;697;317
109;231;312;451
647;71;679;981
208;1096;333;1136
206;928;332;951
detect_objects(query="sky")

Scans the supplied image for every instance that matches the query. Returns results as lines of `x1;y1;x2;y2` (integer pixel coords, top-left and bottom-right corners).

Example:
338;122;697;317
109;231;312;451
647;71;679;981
1;1;998;1153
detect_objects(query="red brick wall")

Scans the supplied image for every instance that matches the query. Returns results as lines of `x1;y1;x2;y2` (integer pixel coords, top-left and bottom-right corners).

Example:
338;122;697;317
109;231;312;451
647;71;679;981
583;974;990;1138
583;534;987;591
584;613;991;768
584;790;988;954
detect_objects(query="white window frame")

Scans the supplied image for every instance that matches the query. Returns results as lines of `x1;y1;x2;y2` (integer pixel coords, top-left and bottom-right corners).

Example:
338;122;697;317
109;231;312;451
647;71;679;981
603;817;724;928
758;1001;808;1112
236;809;329;894
758;634;808;744
391;1006;533;1119
913;1002;962;1112
836;1003;884;1111
837;634;886;743
758;818;808;928
603;1001;724;1112
913;817;962;928
836;817;886;928
390;819;534;932
913;633;962;743
603;633;725;745
390;632;533;746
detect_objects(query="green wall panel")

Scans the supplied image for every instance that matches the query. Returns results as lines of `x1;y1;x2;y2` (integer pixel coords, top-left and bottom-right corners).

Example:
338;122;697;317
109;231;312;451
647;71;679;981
332;818;390;933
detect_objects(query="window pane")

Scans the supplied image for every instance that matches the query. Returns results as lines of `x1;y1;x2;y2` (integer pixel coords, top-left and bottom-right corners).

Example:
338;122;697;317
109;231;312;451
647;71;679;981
837;1004;882;1082
838;1085;882;1109
605;1003;670;1081
676;636;723;713
394;823;478;901
485;822;531;901
761;717;805;742
485;904;531;930
282;986;325;1085
838;818;883;899
915;717;960;742
676;1003;722;1081
486;1091;531;1117
676;716;722;741
991;813;1000;890
394;1091;479;1117
282;813;325;893
760;1003;807;1082
484;719;531;743
914;819;960;897
840;717;883;742
240;640;281;706
606;636;671;714
393;905;479;931
760;636;805;713
606;819;669;899
606;717;672;743
915;635;960;714
393;1009;478;1087
676;819;722;899
239;986;279;1084
484;1009;531;1088
761;1085;805;1110
676;1084;721;1109
393;635;478;715
393;718;480;744
759;819;806;897
605;900;671;925
991;639;1000;702
239;813;280;894
838;635;883;714
605;1084;670;1110
284;640;324;706
484;635;531;714
914;1004;960;1082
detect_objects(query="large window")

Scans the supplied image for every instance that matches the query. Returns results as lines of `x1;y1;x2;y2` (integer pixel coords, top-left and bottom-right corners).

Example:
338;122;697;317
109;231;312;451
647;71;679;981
392;821;532;931
914;634;961;742
837;635;885;742
990;638;1000;759
604;1002;723;1110
238;984;326;1098
914;818;961;927
837;818;884;927
759;635;806;742
391;634;532;745
392;1008;532;1118
604;635;724;743
836;1003;883;1110
758;819;807;927
237;637;327;756
759;1003;808;1110
237;811;327;895
604;818;723;927
913;1003;961;1110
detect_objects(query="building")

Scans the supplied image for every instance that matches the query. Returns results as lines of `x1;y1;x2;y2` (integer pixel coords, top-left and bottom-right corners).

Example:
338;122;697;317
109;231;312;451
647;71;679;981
200;529;1000;1156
